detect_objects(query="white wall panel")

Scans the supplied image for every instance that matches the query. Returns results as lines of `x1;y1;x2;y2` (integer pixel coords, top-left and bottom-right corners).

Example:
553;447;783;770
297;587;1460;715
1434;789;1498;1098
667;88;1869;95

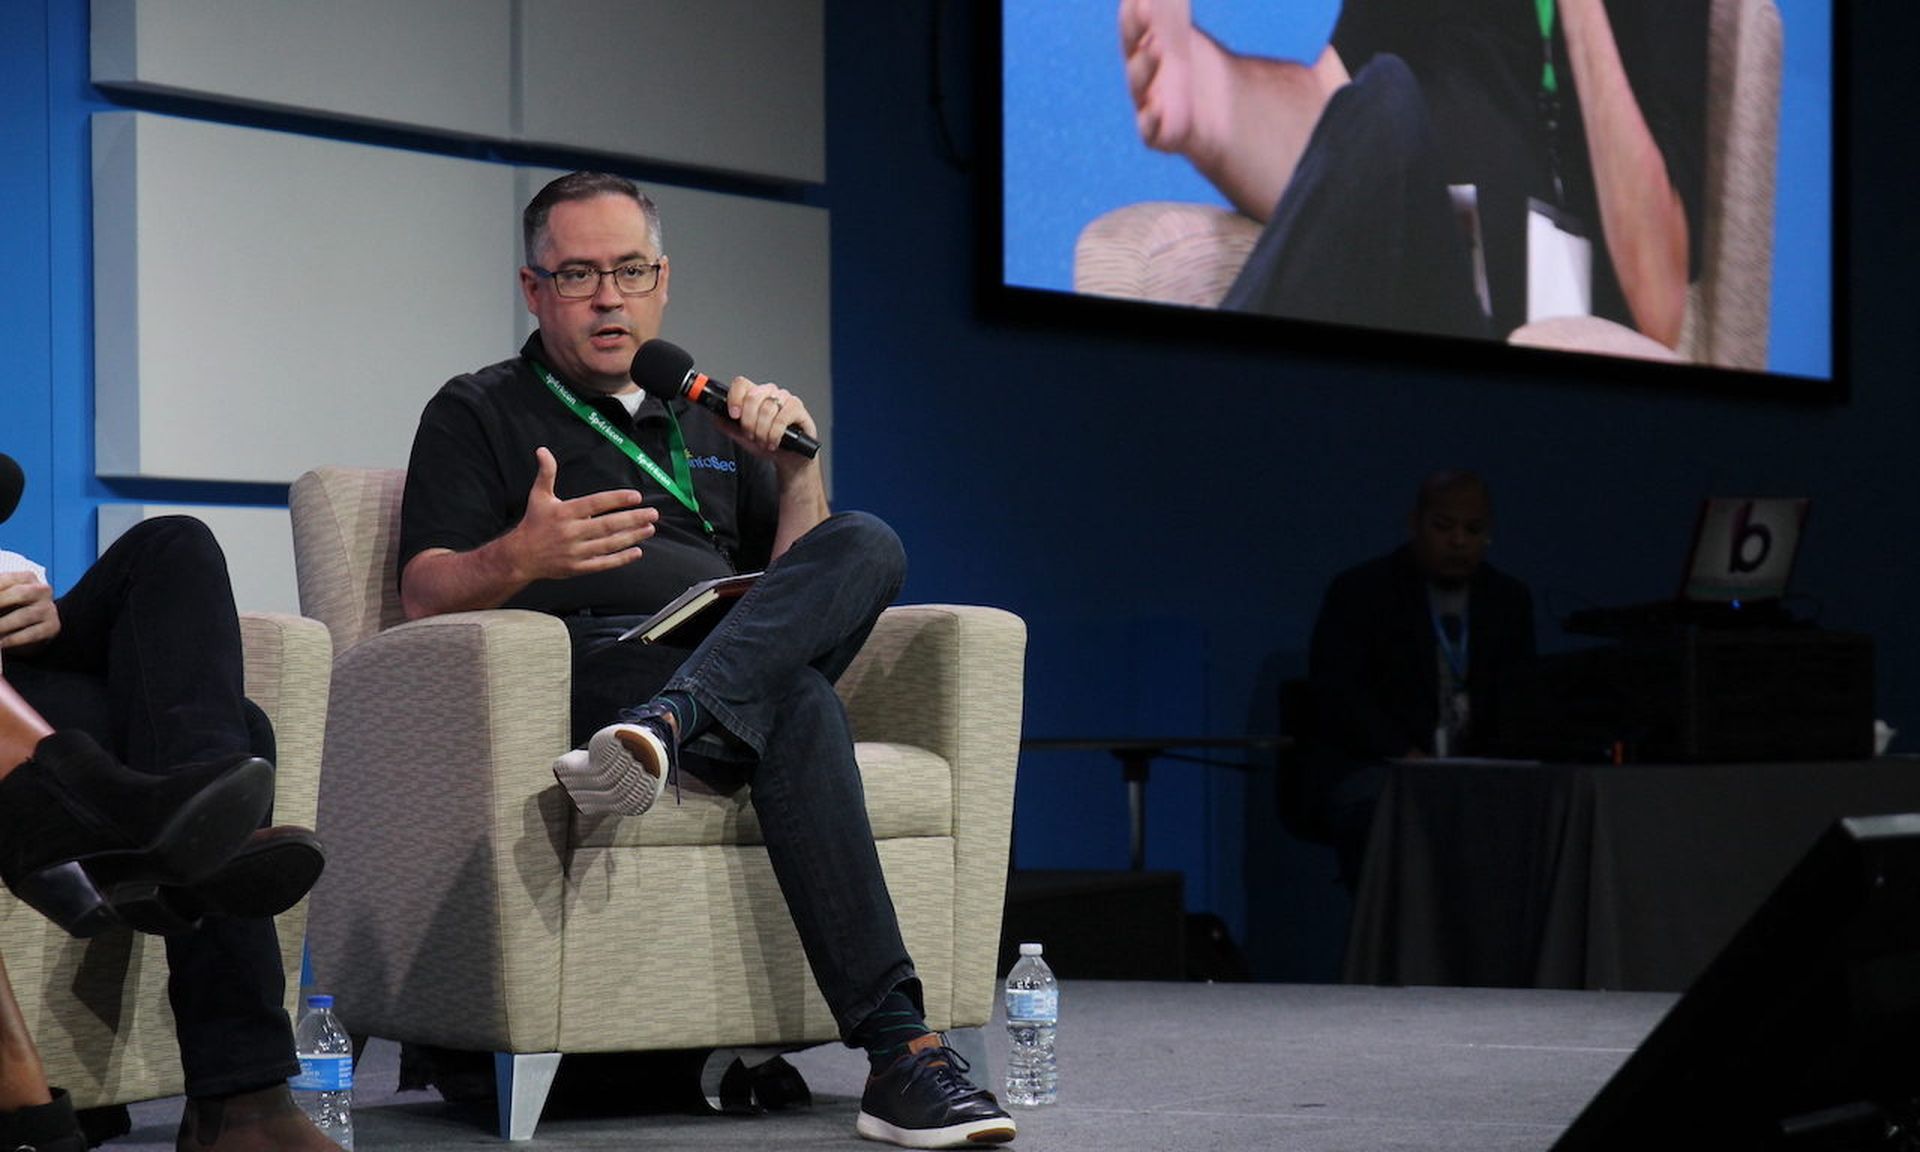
517;0;824;183
98;504;298;616
93;112;521;482
90;0;513;139
515;169;833;485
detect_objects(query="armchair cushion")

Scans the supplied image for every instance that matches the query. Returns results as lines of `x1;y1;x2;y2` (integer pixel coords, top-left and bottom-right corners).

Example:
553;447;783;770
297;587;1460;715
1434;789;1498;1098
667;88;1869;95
1074;201;1262;309
576;742;955;849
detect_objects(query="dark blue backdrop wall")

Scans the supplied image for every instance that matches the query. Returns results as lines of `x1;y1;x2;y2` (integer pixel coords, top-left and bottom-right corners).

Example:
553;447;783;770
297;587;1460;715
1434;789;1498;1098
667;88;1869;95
823;2;1919;979
4;1;1914;982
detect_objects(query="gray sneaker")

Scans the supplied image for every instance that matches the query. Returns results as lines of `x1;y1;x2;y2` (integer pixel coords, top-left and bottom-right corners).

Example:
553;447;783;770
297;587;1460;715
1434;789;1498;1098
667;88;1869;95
551;704;674;816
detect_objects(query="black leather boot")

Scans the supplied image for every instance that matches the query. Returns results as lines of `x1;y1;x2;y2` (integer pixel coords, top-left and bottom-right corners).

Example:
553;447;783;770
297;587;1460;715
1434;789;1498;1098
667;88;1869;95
0;730;273;937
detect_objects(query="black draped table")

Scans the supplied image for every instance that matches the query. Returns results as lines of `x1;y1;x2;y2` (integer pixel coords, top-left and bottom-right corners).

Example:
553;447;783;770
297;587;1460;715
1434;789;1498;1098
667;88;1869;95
1343;756;1920;991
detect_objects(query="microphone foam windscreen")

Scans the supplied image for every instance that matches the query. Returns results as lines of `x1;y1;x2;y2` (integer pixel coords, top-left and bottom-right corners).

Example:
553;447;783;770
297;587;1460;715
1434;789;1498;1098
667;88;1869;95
0;453;23;525
628;339;696;400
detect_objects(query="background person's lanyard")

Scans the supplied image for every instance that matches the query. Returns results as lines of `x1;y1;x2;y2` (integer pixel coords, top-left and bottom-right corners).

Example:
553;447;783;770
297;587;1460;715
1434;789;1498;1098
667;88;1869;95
532;360;715;538
1430;602;1470;684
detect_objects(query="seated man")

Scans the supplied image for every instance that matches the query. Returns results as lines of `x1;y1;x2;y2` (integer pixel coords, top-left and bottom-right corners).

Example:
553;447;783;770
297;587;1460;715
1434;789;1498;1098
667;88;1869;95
2;515;335;1151
1304;470;1536;886
398;171;1014;1150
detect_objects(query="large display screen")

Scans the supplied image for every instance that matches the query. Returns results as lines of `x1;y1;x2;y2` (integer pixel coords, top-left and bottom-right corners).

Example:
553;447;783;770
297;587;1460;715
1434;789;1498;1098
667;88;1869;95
992;1;1837;394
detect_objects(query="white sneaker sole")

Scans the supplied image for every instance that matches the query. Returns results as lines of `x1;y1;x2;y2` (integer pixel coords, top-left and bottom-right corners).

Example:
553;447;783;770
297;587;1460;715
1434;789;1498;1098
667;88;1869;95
854;1111;1017;1149
550;724;667;816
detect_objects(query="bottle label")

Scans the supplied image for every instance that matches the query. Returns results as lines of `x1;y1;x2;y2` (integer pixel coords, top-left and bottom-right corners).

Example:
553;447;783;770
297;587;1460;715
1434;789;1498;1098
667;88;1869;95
1005;988;1058;1022
290;1053;353;1092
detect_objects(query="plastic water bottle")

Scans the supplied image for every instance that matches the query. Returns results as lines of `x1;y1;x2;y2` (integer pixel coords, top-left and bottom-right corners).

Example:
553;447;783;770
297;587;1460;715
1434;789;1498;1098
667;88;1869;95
290;994;354;1149
1003;942;1058;1106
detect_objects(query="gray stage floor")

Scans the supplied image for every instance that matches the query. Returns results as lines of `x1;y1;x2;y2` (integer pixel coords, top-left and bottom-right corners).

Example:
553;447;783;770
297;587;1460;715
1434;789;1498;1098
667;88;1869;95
114;981;1674;1151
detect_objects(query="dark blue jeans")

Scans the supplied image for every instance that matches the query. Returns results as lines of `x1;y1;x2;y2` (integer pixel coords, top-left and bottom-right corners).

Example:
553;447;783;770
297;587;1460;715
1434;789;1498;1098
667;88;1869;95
565;511;918;1040
1222;54;1492;341
7;516;296;1098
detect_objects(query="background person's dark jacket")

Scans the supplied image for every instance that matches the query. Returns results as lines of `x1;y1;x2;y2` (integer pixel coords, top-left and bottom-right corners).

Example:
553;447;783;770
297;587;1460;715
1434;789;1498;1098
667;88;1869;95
1308;543;1536;766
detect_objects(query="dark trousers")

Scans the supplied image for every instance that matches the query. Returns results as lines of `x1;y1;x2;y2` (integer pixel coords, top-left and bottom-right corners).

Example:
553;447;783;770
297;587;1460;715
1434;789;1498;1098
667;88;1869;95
7;517;296;1098
1221;54;1492;341
565;511;918;1040
1322;760;1394;893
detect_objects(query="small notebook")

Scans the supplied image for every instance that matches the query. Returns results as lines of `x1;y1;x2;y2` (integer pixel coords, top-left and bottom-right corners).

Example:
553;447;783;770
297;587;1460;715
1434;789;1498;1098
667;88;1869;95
615;571;762;645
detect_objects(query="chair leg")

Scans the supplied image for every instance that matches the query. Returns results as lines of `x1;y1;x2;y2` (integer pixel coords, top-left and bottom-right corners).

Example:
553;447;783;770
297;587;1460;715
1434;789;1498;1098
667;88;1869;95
493;1051;560;1141
945;1026;988;1079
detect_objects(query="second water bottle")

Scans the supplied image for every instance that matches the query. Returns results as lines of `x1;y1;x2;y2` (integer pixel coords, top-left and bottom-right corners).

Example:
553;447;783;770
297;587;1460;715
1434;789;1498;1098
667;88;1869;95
1003;942;1058;1106
290;993;355;1150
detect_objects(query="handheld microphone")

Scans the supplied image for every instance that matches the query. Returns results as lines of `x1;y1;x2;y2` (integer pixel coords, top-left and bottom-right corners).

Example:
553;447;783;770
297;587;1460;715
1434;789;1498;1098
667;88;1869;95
0;454;23;526
629;339;821;459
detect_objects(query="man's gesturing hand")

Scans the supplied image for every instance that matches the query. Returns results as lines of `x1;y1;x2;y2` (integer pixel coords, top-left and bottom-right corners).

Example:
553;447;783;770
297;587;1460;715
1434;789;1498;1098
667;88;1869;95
511;447;658;581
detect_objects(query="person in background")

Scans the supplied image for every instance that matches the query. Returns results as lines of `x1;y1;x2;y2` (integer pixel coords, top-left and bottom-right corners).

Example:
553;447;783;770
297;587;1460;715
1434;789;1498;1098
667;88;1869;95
1304;470;1536;886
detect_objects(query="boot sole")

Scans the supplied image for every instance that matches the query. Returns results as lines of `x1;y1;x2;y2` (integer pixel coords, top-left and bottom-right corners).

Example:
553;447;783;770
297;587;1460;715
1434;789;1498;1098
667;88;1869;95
114;829;327;936
11;757;275;938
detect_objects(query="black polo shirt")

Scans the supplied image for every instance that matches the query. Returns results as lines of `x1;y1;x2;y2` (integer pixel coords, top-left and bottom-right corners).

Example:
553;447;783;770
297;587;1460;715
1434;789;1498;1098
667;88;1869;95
400;333;779;616
1332;0;1706;335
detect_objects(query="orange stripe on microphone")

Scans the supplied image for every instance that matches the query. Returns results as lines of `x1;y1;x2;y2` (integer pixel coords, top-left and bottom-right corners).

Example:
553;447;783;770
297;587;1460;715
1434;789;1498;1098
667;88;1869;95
687;373;711;402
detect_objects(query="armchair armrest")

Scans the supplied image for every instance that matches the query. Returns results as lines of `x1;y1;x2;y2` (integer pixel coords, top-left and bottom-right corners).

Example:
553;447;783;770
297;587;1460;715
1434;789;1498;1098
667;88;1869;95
1507;315;1687;363
306;609;575;1052
1075;201;1264;308
839;604;1027;1026
240;611;333;1009
239;612;332;830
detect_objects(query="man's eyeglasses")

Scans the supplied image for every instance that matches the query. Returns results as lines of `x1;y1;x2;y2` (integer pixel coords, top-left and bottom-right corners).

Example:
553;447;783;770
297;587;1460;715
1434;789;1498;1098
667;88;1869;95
531;261;663;298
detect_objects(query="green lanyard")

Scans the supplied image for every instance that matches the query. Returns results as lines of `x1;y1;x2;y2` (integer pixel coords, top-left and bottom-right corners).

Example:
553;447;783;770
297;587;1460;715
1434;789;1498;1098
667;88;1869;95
1535;0;1558;96
531;359;714;537
1535;0;1565;202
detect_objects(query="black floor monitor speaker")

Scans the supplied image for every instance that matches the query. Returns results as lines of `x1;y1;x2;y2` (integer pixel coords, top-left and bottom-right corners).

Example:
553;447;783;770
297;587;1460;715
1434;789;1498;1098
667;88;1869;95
1552;813;1920;1150
998;869;1185;980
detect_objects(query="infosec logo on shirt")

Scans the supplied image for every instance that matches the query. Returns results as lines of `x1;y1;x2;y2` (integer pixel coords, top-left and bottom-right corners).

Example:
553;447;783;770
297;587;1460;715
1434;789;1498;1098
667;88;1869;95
687;454;736;473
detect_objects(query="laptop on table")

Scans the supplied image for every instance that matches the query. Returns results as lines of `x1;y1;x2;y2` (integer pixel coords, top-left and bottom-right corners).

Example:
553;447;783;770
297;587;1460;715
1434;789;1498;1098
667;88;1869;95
1564;497;1811;637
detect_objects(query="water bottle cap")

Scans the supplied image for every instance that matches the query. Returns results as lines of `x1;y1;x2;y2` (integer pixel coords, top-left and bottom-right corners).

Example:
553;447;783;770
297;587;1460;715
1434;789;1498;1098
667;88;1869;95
1018;942;1043;956
305;994;334;1009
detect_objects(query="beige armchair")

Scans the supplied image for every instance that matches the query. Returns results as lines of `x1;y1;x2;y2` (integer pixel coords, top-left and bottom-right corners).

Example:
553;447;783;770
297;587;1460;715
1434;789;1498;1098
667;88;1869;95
290;466;1024;1140
0;612;332;1109
1076;0;1782;370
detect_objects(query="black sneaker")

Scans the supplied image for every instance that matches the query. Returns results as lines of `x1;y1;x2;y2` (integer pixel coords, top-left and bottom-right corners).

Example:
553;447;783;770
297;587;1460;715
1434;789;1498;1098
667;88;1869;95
856;1034;1016;1149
